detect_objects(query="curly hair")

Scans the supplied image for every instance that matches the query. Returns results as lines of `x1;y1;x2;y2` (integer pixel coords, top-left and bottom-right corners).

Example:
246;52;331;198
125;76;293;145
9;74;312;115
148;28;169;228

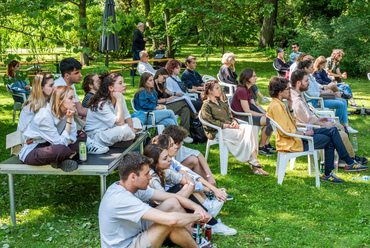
165;59;181;75
88;72;122;111
144;144;166;187
201;80;219;100
268;76;289;98
221;52;235;65
162;125;188;144
330;49;345;60
295;52;307;62
81;73;97;94
238;68;254;88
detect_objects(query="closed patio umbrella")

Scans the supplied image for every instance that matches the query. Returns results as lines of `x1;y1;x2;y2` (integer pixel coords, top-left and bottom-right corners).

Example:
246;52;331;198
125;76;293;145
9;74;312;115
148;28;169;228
99;0;120;67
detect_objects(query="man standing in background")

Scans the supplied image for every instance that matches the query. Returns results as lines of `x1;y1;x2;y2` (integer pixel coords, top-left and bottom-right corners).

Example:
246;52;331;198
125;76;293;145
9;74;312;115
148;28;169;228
132;22;148;76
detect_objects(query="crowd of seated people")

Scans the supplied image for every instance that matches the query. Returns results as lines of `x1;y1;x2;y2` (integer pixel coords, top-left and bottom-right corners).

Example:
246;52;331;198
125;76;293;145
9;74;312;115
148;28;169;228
6;42;369;248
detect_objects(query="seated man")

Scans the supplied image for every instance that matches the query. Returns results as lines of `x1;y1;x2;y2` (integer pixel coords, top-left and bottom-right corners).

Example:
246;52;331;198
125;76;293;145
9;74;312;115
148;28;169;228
273;49;290;77
289;43;301;64
290;69;368;165
266;76;368;183
326;49;347;83
81;73;100;108
99;152;212;248
137;50;156;76
153;41;167;67
181;56;205;91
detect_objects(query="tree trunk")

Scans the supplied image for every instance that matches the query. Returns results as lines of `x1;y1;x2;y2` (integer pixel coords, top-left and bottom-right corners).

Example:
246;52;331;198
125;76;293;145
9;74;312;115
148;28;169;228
164;9;174;58
258;0;278;48
222;32;225;55
143;0;156;49
79;0;89;66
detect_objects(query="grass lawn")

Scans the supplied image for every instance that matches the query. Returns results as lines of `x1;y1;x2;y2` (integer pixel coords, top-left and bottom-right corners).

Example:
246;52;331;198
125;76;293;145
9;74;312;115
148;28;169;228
1;45;370;247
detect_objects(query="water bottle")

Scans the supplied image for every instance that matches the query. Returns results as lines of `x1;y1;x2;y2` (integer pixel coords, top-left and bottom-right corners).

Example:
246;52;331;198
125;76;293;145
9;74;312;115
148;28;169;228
352;176;369;181
361;105;365;117
352;135;358;152
333;151;339;174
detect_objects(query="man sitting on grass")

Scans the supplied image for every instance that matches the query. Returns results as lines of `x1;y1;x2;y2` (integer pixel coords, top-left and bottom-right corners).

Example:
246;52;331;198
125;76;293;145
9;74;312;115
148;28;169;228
267;76;368;184
99;152;212;248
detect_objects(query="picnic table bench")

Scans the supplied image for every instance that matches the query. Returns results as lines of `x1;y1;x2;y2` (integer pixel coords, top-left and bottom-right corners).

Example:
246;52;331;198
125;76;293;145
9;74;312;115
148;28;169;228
0;131;149;226
114;58;173;87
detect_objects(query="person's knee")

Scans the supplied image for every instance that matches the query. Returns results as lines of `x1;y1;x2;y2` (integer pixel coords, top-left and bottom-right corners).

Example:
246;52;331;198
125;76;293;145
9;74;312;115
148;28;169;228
182;156;198;169
161;197;183;212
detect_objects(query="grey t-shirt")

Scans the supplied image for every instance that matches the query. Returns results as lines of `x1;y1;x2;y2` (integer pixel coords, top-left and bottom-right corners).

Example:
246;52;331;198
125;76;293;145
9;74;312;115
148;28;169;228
99;182;154;248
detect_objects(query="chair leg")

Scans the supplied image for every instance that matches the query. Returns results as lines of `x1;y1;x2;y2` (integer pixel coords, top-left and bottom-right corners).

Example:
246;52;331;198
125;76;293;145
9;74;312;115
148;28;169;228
13;104;17;126
219;143;228;175
277;154;289;185
313;151;320;187
276;152;281;176
205;140;211;161
157;125;165;134
289;158;296;170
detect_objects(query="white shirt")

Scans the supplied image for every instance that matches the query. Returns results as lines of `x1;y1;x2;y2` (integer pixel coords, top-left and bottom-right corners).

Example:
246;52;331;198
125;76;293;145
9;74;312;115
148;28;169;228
54;76;81;102
19;106;77;162
99;182;154;248
17;104;36;132
289;62;298;81
137;61;156;76
85;98;131;137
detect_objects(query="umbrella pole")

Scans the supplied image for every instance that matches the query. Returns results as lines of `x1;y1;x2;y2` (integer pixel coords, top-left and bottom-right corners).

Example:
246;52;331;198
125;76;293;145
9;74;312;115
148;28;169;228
105;50;109;68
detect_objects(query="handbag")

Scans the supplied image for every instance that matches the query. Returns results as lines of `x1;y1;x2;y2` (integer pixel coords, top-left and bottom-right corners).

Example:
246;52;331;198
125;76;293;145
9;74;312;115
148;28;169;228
189;119;207;144
321;93;335;99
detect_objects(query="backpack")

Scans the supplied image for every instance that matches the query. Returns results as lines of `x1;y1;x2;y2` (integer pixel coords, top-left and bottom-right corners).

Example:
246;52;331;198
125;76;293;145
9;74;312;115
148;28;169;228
189;119;207;144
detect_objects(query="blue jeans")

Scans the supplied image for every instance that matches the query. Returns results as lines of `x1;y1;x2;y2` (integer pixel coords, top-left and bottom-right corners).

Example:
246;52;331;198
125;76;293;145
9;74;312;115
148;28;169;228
337;83;353;97
302;126;353;174
312;98;348;124
152;110;178;127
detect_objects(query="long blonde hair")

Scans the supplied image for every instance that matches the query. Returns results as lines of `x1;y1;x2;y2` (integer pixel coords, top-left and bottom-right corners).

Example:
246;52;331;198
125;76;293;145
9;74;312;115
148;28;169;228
22;73;54;114
314;56;327;72
49;86;74;119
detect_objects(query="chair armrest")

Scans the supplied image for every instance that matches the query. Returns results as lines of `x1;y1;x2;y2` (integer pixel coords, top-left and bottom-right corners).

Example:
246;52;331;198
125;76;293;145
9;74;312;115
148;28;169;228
297;123;321;129
198;112;222;131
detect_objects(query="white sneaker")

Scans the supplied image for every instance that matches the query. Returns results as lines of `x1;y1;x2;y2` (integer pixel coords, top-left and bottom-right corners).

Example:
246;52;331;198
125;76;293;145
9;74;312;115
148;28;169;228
87;139;109;154
347;126;358;133
184;136;194;144
211;219;237;235
198;237;214;248
208;199;224;218
261;96;271;104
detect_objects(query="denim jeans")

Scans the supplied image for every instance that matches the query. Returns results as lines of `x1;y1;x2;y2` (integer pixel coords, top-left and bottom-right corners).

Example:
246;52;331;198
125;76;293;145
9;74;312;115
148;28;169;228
152;109;178;126
302;126;353;174
311;98;348;124
337;83;353;97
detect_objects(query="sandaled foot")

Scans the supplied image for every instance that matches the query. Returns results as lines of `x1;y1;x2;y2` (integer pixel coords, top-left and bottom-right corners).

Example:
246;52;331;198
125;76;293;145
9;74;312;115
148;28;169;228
253;167;269;176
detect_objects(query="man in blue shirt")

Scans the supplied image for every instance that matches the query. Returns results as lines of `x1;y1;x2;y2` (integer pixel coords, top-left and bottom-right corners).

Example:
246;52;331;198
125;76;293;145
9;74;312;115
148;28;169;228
289;43;301;64
181;56;204;91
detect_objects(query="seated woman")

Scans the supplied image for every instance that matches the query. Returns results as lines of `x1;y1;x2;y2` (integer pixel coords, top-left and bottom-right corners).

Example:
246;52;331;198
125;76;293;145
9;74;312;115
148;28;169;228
165;59;203;112
153;68;196;142
18;86;86;172
7;60;31;103
81;73;100;108
18;73;55;132
134;72;179;128
231;69;275;156
313;56;358;108
218;52;270;103
299;60;358;134
201;80;269;176
86;73;141;150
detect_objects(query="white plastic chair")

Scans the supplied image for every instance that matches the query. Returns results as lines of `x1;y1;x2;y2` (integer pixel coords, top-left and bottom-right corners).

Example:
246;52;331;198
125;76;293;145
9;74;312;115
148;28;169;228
227;97;261;151
303;92;327;110
130;99;165;134
6;84;26;125
216;74;237;99
269;118;321;187
202;75;216;83
198;110;229;175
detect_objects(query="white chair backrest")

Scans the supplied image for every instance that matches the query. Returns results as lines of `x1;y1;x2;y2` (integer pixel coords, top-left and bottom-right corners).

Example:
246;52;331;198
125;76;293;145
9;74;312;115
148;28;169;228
130;98;137;112
198;110;221;130
202;75;216;83
368;73;370;81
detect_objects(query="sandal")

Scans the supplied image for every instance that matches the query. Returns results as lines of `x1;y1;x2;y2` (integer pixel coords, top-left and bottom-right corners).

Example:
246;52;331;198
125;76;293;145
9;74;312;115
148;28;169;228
248;159;261;169
253;167;270;176
349;104;360;110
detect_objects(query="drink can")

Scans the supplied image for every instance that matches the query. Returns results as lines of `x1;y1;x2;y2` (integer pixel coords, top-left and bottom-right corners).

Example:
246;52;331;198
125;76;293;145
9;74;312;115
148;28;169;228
192;223;202;244
79;142;87;161
204;224;212;242
320;161;325;174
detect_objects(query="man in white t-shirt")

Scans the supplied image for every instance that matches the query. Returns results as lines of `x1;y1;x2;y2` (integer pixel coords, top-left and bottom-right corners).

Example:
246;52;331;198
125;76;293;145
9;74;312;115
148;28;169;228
54;58;87;117
99;153;212;248
137;50;156;76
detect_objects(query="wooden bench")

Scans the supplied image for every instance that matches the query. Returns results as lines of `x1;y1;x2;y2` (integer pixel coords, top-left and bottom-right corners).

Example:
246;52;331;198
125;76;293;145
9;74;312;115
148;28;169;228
0;131;149;226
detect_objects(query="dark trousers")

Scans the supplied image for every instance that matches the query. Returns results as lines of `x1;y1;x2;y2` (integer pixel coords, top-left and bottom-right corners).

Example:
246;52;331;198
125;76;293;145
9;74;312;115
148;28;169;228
24;130;87;166
302;126;353;173
191;99;203;112
131;49;141;76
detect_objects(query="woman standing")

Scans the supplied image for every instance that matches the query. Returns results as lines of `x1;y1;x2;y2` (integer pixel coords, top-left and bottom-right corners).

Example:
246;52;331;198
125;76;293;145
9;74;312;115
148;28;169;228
201;80;269;175
19;86;86;172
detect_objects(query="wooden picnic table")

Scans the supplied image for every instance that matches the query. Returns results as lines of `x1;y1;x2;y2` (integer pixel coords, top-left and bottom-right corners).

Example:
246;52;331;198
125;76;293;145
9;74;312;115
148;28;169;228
114;58;173;87
0;131;148;226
